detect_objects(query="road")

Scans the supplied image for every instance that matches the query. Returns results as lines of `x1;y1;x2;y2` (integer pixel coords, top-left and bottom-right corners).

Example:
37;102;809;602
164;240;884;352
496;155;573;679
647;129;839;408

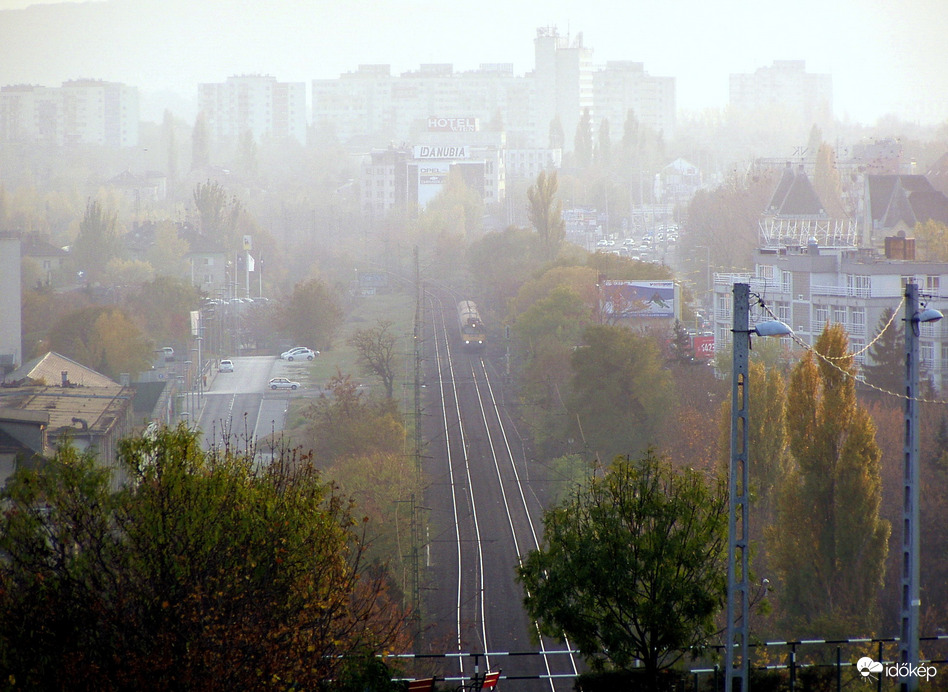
420;291;578;691
190;355;311;454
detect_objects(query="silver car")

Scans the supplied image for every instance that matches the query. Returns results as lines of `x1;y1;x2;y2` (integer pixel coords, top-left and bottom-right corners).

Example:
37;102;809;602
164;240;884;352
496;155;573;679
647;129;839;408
269;377;300;390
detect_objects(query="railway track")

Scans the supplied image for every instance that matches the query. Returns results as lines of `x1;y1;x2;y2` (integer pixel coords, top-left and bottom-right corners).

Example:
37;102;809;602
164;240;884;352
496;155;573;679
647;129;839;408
422;290;578;690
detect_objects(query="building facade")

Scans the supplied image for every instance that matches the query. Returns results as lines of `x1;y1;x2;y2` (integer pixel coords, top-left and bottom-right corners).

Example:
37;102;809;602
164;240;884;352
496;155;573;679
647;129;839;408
198;74;307;144
313;27;673;152
729;60;833;131
711;243;948;393
592;61;676;138
0;79;138;147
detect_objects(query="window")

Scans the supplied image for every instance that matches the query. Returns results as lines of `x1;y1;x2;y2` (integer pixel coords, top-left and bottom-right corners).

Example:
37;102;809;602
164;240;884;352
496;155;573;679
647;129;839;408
834;307;847;325
781;270;791;293
851;340;866;364
848;274;870;297
851;309;866;336
921;342;935;368
716;293;731;320
777;302;791;322
926;275;940;294
815;305;829;328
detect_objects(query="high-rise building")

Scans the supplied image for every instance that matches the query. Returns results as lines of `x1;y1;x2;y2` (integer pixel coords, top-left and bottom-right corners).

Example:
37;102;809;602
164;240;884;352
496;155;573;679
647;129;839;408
593;61;676;137
729;60;832;130
0;80;138;147
313;28;673;153
198;75;306;144
531;26;594;150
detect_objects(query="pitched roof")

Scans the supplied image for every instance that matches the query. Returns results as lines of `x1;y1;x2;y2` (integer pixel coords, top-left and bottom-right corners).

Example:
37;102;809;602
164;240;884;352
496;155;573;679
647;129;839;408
767;163;824;217
867;174;948;230
4;352;118;388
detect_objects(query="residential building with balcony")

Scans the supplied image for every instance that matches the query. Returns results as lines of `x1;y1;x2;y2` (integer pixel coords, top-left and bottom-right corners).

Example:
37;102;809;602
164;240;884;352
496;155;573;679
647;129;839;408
711;243;948;393
198;74;306;144
0;79;138;147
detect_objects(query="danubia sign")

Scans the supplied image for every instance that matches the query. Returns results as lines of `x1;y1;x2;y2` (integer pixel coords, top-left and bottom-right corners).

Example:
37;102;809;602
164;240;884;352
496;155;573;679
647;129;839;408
413;145;470;160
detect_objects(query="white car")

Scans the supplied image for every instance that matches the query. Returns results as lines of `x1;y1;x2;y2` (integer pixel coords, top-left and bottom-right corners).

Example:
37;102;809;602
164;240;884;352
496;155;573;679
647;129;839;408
281;347;317;361
269;377;300;390
219;359;234;373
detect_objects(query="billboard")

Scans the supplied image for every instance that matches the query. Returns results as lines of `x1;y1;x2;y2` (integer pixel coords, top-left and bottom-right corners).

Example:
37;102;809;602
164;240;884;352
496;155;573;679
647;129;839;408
417;161;450;207
601;281;676;319
413;145;470;159
427;117;478;132
691;334;715;360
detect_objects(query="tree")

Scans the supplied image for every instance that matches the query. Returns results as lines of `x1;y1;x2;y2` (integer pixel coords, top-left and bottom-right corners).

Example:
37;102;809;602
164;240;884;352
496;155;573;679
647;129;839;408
348;319;400;399
72;199;123;283
595;118;612;170
0;426;411;689
768;324;890;636
279;277;343;351
192;180;242;246
863;307;904;395
48;305;152;380
518;451;728;686
548;115;565;150
146;219;191;277
305;372;406;464
914;219;948;262
527;170;565;261
813;143;847;219
573;107;593;168
668;319;694;364
191;111;210;171
567;325;674;462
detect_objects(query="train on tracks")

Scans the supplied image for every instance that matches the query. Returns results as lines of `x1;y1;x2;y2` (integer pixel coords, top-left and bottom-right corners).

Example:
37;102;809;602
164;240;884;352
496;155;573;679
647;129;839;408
457;300;487;350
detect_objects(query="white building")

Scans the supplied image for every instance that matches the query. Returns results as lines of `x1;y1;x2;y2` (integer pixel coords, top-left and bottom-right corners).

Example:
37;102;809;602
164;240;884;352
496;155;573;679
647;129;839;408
0;80;138;147
711;243;948;393
313;27;673;153
360;123;506;217
729;60;833;131
593;61;675;138
198;75;307;144
0;234;22;376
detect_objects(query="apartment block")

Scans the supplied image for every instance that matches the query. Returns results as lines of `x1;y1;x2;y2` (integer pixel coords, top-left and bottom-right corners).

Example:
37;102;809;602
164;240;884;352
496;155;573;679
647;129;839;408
0;79;138;147
198;74;306;144
711;244;948;393
729;60;832;130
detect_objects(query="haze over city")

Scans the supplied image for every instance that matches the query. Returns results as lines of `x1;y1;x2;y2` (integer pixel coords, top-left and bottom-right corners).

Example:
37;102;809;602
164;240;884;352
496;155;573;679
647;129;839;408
0;0;946;125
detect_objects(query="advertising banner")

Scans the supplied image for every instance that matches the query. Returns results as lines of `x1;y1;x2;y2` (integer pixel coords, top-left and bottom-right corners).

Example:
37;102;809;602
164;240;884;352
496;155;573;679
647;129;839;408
692;334;715;359
601;281;676;318
413;145;469;159
417;161;450;207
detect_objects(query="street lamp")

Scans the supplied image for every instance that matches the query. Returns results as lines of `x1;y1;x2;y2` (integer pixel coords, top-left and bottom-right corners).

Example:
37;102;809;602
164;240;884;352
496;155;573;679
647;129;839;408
900;283;943;692
726;283;792;692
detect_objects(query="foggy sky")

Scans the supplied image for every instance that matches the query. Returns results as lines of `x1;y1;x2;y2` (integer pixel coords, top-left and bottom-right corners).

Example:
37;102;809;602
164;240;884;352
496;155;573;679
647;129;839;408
0;0;946;125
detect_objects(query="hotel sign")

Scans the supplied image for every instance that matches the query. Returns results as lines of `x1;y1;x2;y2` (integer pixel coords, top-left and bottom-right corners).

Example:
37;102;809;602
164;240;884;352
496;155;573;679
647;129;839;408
413;145;470;159
427;116;478;132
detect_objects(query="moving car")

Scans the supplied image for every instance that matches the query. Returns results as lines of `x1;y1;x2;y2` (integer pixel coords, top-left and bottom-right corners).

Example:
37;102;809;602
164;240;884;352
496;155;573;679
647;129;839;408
269;377;300;390
160;346;174;361
280;347;317;361
219;359;234;373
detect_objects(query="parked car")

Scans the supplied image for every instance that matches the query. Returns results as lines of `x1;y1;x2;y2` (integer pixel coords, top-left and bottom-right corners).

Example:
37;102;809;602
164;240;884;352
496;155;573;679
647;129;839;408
219;359;234;373
281;347;317;361
269;377;300;390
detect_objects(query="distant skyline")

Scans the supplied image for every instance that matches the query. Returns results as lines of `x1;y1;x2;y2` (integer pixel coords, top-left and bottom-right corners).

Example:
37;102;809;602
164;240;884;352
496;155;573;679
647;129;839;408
0;0;946;125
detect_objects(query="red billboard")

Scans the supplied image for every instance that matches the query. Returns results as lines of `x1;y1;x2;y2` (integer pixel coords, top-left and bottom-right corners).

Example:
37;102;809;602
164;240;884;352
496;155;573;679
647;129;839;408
691;334;715;360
